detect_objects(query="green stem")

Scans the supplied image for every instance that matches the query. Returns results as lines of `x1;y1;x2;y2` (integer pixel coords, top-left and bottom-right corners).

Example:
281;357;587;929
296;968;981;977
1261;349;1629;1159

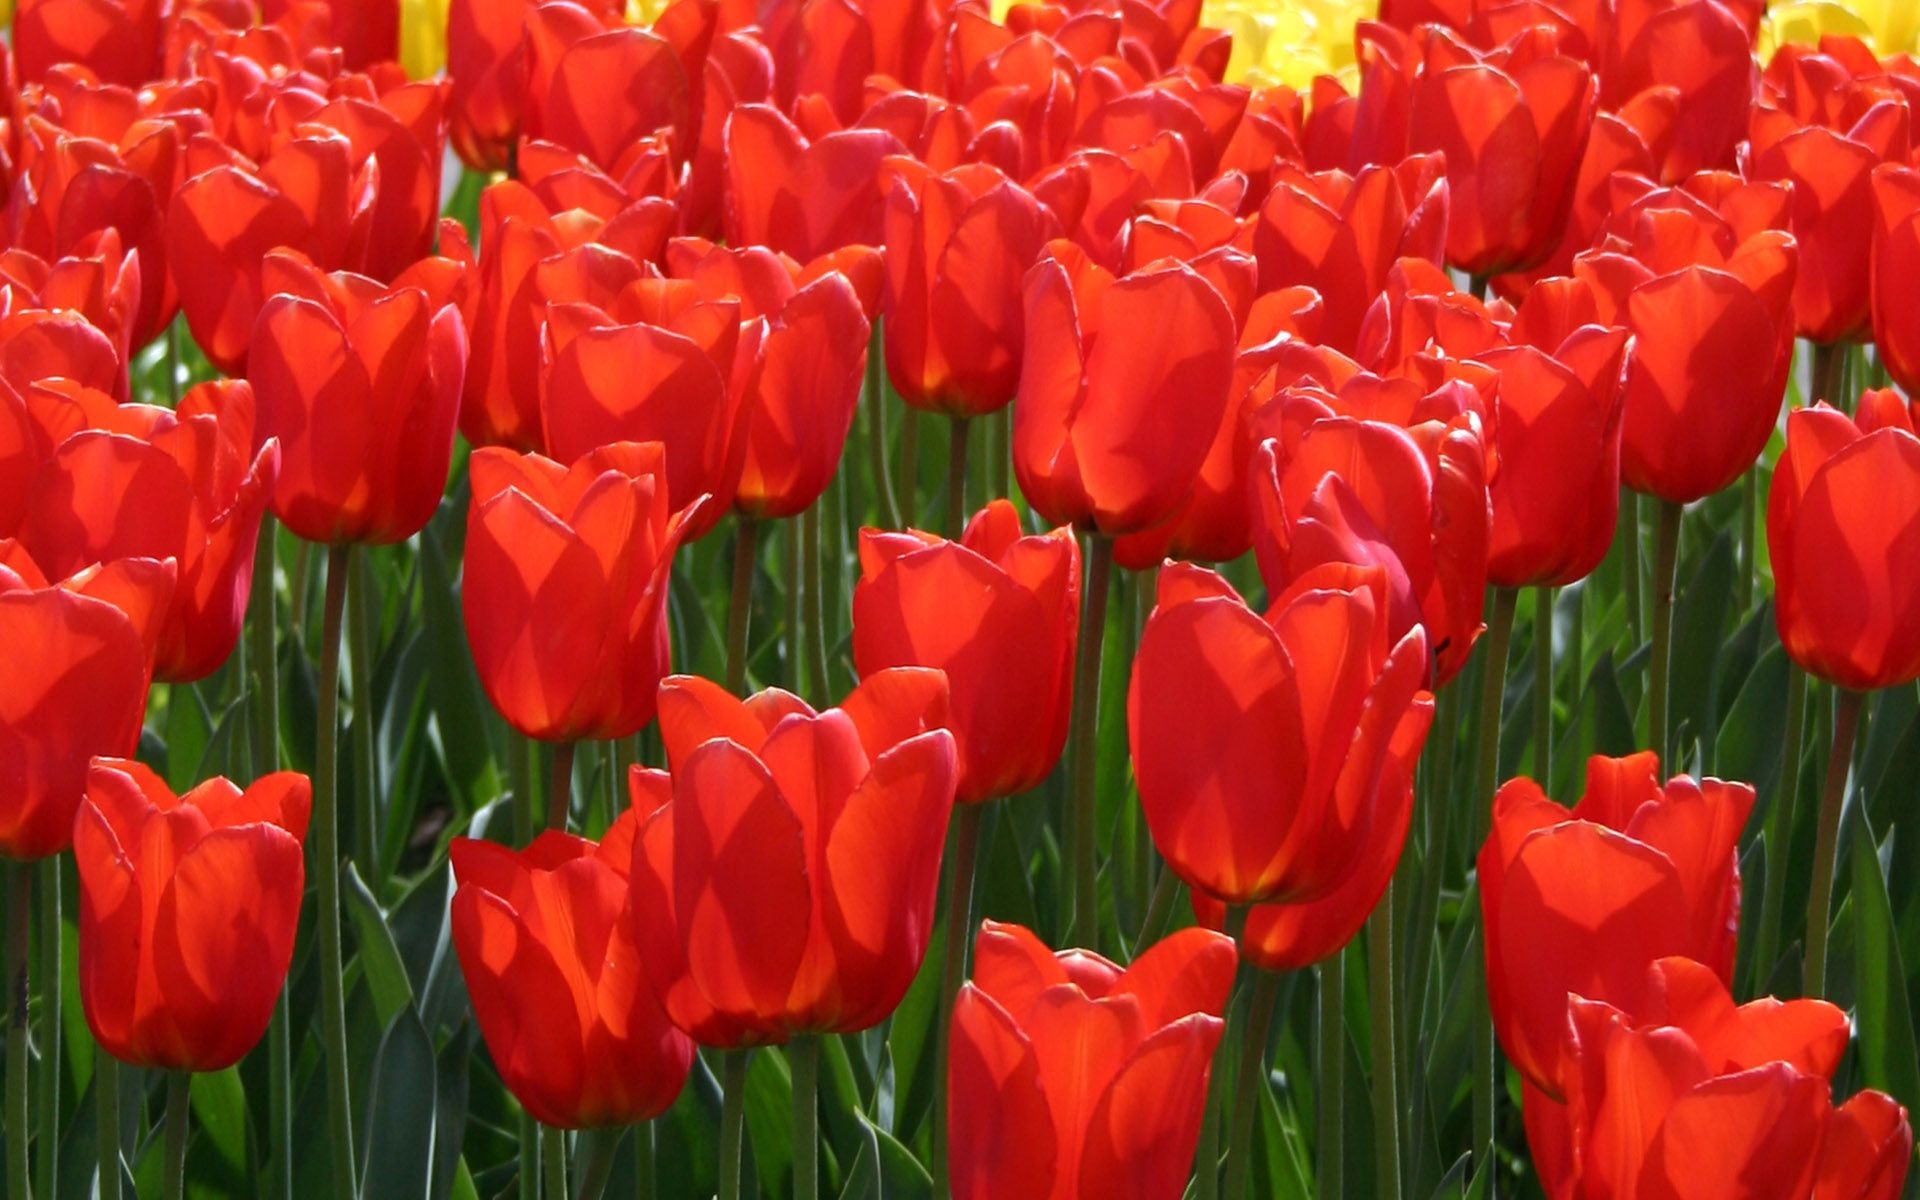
726;518;760;694
1647;500;1682;762
348;550;380;884
1131;863;1181;959
509;731;536;849
519;1110;540;1200
1469;587;1518;1159
635;1122;655;1200
1754;667;1809;992
573;1128;620;1200
549;741;575;833
167;318;181;406
1804;688;1865;997
931;803;985;1198
163;1072;190;1200
1316;951;1344;1200
1367;896;1402;1200
784;519;804;692
248;518;291;1200
268;991;290;1200
1738;470;1757;615
5;864;28;1200
718;1051;750;1200
1224;970;1283;1200
96;1054;121;1200
867;323;902;529
802;506;830;697
34;857;58;1200
989;408;1011;501
543;1125;567;1200
791;1037;820;1200
1533;586;1552;783
944;417;971;539
1621;492;1642;648
316;544;358;1198
1813;340;1842;406
900;409;921;527
1068;534;1115;947
1197;909;1249;1200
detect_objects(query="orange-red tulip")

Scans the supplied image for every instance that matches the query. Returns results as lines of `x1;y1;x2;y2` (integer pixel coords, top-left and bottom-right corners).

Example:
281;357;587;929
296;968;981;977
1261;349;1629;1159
13;0;163;87
15;378;277;682
1130;561;1433;906
464;442;703;743
1479;752;1754;1095
298;81;451;285
947;921;1235;1200
1871;164;1920;394
724;102;905;261
247;249;467;546
1601;0;1758;183
853;500;1080;804
627;669;957;1044
74;760;308;1071
0;293;127;402
881;158;1058;416
1768;392;1920;692
520;2;694;175
0;234;142;384
261;0;397;69
1014;241;1239;535
450;810;694;1129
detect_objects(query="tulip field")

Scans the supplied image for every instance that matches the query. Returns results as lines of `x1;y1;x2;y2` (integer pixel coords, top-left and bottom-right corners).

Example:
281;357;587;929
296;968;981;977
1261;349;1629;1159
8;0;1920;1196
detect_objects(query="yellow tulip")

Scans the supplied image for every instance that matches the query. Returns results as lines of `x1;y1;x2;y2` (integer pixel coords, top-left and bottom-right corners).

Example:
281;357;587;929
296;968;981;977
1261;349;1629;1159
1763;0;1919;56
399;0;450;78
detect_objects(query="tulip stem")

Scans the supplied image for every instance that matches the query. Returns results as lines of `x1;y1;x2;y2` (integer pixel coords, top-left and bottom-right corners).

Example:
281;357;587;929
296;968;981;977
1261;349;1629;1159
944;418;971;539
718;1050;750;1200
1469;586;1518;1162
1533;586;1552;783
167;318;182;406
249;519;293;1200
549;741;575;832
542;1125;567;1200
316;544;358;1198
802;506;831;696
1754;666;1809;992
34;857;58;1200
866;323;902;529
96;1054;121;1200
1130;862;1181;960
635;1121;655;1200
348;549;380;884
518;1110;540;1200
791;1036;820;1200
1224;969;1282;1200
1805;688;1865;996
1621;494;1642;648
1068;534;1115;947
574;1128;620;1200
163;1071;190;1200
1316;951;1344;1200
4;863;27;1200
1368;894;1402;1200
726;519;760;693
900;410;921;525
1647;501;1682;761
1737;470;1757;615
931;803;985;1197
1812;340;1842;406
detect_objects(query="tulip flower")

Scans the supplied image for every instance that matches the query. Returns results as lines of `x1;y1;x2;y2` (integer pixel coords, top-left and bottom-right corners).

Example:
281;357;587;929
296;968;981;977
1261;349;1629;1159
0;540;172;860
247;249;467;547
1013;241;1239;535
1870;164;1920;393
853;500;1080;804
14;378;277;683
0;297;127;402
463;442;704;743
1601;0;1759;183
0;234;142;382
724;103;906;261
449;809;694;1129
1768;392;1920;692
13;0;163;86
1479;751;1754;1095
881;158;1059;416
627;669;957;1043
261;0;397;69
74;759;309;1071
1131;561;1434;905
301;83;451;285
947;921;1236;1200
519;4;694;176
1525;956;1909;1199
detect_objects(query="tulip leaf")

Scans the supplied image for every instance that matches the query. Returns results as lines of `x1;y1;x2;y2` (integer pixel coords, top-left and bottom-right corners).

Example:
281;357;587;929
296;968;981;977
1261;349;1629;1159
165;683;214;792
1713;643;1788;798
362;1008;438;1199
189;1067;249;1183
1667;530;1734;768
746;1048;793;1198
418;514;503;808
857;1110;934;1200
1848;805;1920;1116
342;862;415;1029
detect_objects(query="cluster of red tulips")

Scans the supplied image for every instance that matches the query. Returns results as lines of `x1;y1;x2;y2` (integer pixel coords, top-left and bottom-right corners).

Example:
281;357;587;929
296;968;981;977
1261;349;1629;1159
3;0;1920;1196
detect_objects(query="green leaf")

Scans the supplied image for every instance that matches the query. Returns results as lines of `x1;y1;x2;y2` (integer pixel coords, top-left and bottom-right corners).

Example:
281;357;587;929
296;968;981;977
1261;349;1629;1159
189;1068;249;1181
362;1008;438;1199
418;514;502;807
1848;806;1920;1116
342;862;415;1028
1714;643;1788;799
744;1049;793;1198
1668;531;1734;767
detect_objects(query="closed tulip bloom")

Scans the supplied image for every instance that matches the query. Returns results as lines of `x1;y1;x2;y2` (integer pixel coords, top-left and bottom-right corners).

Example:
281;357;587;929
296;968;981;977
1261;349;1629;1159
519;3;693;176
628;669;958;1043
449;809;694;1129
74;760;308;1071
724;103;906;261
1014;241;1239;535
0;298;127;402
1870;164;1920;393
248;249;467;546
947;921;1236;1200
464;442;703;743
1131;561;1434;906
1479;752;1754;1095
881;158;1059;415
13;0;163;86
17;378;277;682
1768;392;1920;691
0;234;142;381
0;541;172;860
261;0;397;69
1601;0;1759;183
853;500;1080;803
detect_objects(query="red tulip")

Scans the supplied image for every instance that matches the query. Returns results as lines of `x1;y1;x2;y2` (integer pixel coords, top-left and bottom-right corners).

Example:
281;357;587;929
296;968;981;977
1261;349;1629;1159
450;809;694;1129
724;102;905;261
881;158;1059;416
74;760;308;1071
1600;0;1758;183
1130;561;1434;905
1479;751;1754;1095
247;249;467;546
853;500;1080;803
627;669;957;1044
261;0;397;69
1871;164;1920;394
665;238;876;518
947;920;1235;1200
464;442;703;743
518;1;695;177
0;233;142;384
0;542;172;860
299;81;451;285
13;0;164;87
680;26;777;238
1014;241;1239;535
1768;392;1920;692
15;378;277;682
0;293;128;402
